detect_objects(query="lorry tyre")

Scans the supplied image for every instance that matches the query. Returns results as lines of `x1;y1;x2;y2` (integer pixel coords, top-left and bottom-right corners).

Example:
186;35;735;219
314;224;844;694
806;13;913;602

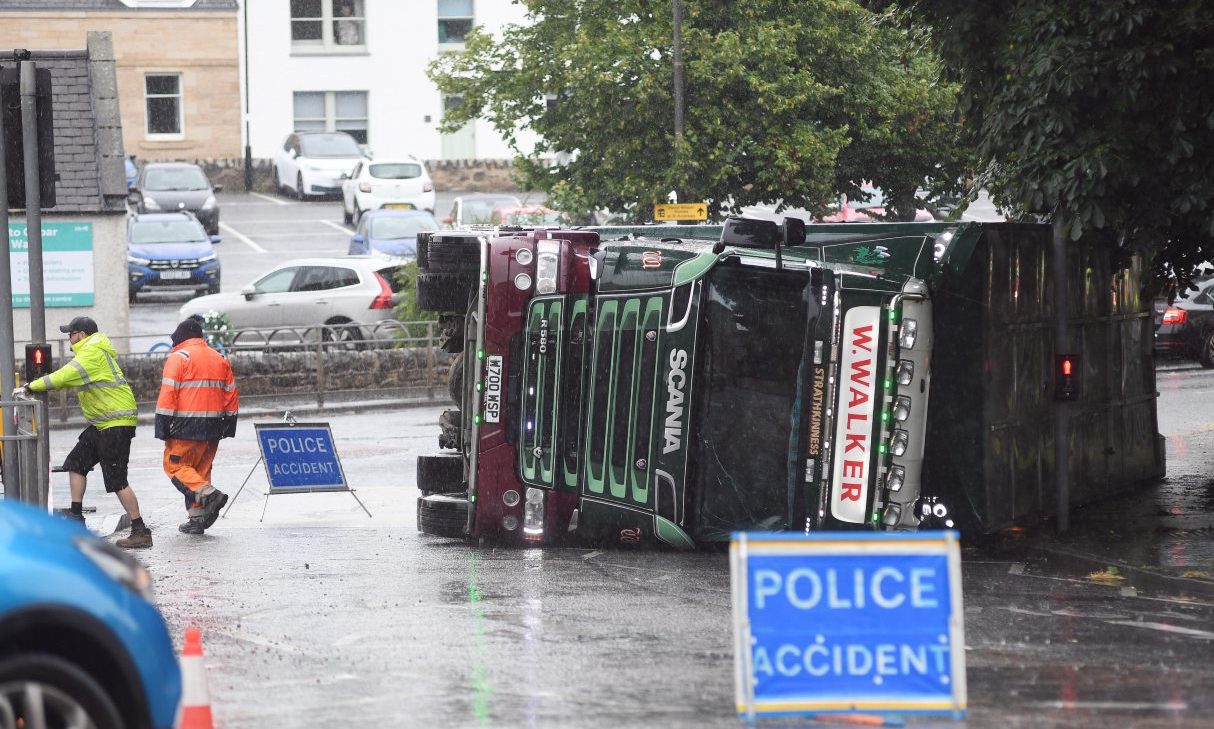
448;354;464;404
417;273;473;312
417;454;464;495
1199;330;1214;369
417;494;469;538
418;234;479;274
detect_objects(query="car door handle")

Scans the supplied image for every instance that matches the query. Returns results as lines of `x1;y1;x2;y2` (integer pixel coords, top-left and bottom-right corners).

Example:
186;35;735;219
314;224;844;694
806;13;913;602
267;302;281;308
315;299;329;304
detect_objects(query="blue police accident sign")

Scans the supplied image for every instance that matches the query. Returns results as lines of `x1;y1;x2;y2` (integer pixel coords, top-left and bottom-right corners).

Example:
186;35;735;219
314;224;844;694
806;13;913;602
256;422;349;492
730;531;966;720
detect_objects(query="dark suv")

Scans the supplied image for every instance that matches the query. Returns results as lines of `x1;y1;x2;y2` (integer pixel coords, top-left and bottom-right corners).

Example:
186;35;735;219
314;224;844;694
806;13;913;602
128;162;222;235
127;213;221;302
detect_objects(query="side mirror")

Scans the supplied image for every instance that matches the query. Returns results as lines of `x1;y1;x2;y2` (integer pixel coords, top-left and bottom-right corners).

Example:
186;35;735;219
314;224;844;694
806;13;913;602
715;216;781;253
213;184;224;193
210;235;222;245
340;172;350;180
241;284;256;300
288;148;298;159
351;234;365;245
782;217;806;248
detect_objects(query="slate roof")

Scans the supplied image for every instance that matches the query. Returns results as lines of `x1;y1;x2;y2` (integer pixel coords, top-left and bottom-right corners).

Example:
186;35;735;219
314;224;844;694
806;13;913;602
1;37;127;213
0;1;237;10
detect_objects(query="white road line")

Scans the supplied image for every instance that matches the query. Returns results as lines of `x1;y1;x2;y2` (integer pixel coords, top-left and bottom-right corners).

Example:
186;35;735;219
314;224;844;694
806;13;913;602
1103;620;1214;639
1030;700;1188;711
249;191;289;206
219;222;267;253
319;219;353;235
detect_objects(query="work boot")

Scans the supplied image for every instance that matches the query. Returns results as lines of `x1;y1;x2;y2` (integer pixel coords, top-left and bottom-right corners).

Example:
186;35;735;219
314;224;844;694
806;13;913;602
178;518;205;535
199;489;229;529
116;525;153;549
62;511;86;525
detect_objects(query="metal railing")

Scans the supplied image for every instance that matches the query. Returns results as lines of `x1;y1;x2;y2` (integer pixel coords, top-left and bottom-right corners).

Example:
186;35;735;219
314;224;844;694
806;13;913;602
0;396;49;506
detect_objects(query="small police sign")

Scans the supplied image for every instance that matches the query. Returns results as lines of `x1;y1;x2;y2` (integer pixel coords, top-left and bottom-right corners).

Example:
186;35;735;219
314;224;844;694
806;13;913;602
257;422;348;491
731;531;966;720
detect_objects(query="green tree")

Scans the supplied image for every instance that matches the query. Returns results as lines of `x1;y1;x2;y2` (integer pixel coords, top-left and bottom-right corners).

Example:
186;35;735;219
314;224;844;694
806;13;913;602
888;0;1214;284
430;0;966;222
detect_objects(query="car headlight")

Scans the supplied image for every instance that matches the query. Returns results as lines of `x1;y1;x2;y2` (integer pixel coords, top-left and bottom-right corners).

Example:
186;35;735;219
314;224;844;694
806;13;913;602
198;253;217;263
142;196;160;211
74;536;154;600
128;255;151;266
535;241;560;294
202;195;217;210
899;318;918;349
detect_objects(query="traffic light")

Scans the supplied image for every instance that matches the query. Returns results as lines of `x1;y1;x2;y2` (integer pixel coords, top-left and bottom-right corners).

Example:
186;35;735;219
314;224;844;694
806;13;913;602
24;343;52;382
1054;353;1081;401
1;63;57;209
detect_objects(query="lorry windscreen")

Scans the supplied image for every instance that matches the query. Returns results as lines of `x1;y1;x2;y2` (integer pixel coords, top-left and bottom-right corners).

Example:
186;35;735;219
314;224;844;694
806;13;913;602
689;263;816;540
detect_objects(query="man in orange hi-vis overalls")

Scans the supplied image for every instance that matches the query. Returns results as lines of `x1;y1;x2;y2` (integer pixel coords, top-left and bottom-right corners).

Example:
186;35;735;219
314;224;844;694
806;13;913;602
155;318;239;534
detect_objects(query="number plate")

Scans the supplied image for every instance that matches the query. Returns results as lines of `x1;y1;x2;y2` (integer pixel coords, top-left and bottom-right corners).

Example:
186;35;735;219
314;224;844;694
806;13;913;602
483;355;503;423
383;202;416;210
159;270;192;280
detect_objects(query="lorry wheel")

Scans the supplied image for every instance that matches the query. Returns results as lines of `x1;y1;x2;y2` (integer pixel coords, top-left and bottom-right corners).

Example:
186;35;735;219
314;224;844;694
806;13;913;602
1200;331;1214;369
448;354;464;404
417;494;468;538
417;273;473;312
417;453;464;495
418;234;479;274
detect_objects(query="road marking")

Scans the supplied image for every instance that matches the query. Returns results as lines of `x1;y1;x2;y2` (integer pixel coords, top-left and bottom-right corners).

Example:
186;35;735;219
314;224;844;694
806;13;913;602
249;191;289;206
1030;700;1188;711
319;219;353;235
582;550;603;560
1007;563;1025;575
220;221;267;253
1103;620;1214;639
1120;586;1138;598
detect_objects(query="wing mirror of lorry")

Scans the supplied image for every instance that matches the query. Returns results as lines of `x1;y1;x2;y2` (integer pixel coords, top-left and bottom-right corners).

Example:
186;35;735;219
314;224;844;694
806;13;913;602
714;216;782;253
782;217;806;248
241;284;256;300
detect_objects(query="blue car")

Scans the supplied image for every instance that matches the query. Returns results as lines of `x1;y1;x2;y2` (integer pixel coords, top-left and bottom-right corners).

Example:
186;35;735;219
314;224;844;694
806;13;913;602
0;500;181;729
128;212;221;302
349;209;439;258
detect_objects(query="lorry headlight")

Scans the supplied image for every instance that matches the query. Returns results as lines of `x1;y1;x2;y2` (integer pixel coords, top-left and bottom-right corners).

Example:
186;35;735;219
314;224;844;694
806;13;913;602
535;241;560;294
895;360;914;386
502;515;519;531
881;503;903;527
515;247;534;266
502;489;520;507
893;396;912;421
899;318;918;349
523;487;545;540
514;272;533;290
886;465;905;492
891;429;909;456
933;503;948;518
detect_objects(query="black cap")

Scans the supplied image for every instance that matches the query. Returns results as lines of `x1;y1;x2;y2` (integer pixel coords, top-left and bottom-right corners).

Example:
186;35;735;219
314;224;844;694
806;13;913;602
170;318;205;346
58;316;98;335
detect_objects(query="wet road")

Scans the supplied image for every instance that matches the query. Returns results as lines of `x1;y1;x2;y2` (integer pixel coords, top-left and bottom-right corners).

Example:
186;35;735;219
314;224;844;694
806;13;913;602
52;356;1213;729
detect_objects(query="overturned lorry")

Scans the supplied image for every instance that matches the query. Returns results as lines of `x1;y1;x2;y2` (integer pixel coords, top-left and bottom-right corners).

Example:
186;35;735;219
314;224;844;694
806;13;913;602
413;220;1163;548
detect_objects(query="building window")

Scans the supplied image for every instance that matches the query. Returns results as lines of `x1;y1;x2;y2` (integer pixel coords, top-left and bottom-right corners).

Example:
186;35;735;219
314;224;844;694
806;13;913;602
438;0;474;45
145;73;182;137
291;0;365;51
293;91;369;144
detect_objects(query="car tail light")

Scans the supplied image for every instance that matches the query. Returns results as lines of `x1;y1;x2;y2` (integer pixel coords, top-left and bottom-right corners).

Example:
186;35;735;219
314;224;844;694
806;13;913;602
423;181;433;192
370;272;394;309
359;181;372;193
1162;307;1187;325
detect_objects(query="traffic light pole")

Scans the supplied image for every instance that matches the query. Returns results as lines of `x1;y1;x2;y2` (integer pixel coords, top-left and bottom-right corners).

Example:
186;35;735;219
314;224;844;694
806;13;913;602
0;77;19;499
20;60;49;507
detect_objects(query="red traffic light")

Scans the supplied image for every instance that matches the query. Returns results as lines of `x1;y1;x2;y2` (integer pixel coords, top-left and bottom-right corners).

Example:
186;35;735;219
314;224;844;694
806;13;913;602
24;343;53;382
1061;358;1072;377
1054;353;1080;402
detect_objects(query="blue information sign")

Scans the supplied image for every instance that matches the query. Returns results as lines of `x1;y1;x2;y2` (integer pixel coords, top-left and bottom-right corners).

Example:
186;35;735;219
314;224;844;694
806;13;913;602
256;422;348;492
731;531;966;720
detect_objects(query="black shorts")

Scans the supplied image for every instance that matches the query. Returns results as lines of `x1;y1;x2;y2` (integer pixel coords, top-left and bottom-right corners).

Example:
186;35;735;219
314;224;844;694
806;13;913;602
62;425;136;493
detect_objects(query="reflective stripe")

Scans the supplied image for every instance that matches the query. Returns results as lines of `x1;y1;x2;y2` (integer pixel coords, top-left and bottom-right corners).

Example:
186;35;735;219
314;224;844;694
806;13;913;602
37;375;53;390
156;408;226;418
80;380;129;391
162;378;181;387
70;360;91;384
87;409;138;424
102;351;122;381
175;350;191;360
223;382;237;392
178;380;229;389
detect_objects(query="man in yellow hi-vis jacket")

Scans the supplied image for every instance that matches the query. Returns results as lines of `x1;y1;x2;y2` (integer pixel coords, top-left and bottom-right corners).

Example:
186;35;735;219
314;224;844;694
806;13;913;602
12;316;151;548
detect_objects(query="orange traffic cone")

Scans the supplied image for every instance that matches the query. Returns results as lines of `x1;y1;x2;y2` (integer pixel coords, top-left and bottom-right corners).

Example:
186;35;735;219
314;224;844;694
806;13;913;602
179;627;214;729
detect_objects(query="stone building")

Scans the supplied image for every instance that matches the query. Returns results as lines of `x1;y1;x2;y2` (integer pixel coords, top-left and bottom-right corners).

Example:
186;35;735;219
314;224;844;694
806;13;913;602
0;0;240;162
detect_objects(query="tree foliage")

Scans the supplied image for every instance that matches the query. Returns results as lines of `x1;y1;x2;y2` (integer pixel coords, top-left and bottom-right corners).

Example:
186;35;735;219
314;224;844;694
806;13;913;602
889;0;1214;284
429;0;967;222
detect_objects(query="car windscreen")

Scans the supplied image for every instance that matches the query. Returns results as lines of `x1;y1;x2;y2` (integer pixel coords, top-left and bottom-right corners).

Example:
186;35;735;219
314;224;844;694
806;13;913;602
143;167;210;191
463;197;520;222
299;134;362;158
370;215;438;239
369;163;422;180
130;220;208;244
688;263;817;540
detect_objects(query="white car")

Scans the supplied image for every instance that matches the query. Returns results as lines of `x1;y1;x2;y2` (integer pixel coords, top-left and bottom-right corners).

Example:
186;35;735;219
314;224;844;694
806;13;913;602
272;132;366;200
180;256;404;347
341;157;436;224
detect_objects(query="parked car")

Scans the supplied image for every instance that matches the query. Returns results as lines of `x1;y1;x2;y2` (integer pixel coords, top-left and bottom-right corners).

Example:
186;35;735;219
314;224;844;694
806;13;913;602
349;209;439;258
128;162;222;235
442;193;522;227
128;213;221;302
0;500;181;729
179;256;404;347
818;183;933;223
1155;278;1214;366
123;155;138;189
487;205;567;226
273;132;366;201
341;156;435;224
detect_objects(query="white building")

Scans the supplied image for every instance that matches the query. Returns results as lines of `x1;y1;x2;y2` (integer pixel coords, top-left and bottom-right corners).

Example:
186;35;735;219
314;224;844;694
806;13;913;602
241;0;536;161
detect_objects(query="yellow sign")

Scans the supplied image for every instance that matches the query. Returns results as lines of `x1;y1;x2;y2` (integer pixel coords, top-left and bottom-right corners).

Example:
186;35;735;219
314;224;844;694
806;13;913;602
654;202;708;221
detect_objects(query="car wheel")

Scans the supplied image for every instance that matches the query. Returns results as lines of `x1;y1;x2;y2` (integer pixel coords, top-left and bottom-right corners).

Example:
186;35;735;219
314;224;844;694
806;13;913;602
343;203;353;225
321;319;363;350
353;204;363;226
417;493;468;538
417;453;464;495
208;280;221;296
128;288;137;304
296;173;308;201
418;233;480;274
1199;330;1214;369
273;166;285;195
0;653;124;729
416;272;474;312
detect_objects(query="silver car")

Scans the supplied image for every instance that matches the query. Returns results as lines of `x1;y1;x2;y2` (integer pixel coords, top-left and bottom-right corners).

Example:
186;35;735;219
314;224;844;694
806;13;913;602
179;256;404;348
